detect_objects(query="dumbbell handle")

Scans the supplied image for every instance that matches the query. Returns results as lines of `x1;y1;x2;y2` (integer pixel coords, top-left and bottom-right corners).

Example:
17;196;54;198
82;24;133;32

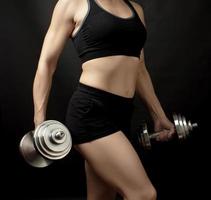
148;122;198;139
190;123;198;128
149;131;167;139
55;131;65;139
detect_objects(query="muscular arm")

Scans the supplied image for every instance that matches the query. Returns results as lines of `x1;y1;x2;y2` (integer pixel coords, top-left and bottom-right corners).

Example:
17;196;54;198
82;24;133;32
33;0;76;127
131;2;167;121
135;51;167;121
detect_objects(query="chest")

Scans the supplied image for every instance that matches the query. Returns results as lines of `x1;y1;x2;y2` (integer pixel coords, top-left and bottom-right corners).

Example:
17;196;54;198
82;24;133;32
83;14;146;45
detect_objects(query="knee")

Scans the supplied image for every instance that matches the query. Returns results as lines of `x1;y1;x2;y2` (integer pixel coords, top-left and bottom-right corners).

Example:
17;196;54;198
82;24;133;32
88;191;116;200
142;185;157;200
124;185;157;200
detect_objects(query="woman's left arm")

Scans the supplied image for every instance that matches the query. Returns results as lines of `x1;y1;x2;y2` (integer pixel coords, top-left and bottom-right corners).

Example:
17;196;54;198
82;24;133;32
131;1;175;140
136;50;167;121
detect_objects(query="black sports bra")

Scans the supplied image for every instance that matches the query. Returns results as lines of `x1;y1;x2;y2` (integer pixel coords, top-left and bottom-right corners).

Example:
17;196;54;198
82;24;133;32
71;0;147;64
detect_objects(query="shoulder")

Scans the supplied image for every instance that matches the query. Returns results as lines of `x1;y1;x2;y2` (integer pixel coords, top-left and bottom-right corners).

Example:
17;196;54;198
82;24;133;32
129;0;144;14
53;0;82;19
55;0;80;8
129;0;145;25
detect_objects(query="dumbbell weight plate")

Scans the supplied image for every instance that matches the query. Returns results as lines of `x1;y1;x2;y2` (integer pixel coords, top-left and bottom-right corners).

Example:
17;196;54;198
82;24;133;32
173;114;191;140
19;131;53;168
181;115;189;138
43;121;71;152
138;123;152;150
38;124;69;152
34;120;72;160
178;114;187;140
173;114;183;140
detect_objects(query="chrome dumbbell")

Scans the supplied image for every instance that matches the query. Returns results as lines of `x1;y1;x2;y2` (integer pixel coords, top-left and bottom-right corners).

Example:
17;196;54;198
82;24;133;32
19;120;72;168
137;113;198;150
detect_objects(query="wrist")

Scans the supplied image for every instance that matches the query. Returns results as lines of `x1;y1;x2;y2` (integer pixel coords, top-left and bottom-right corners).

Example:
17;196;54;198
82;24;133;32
150;110;167;122
34;115;45;128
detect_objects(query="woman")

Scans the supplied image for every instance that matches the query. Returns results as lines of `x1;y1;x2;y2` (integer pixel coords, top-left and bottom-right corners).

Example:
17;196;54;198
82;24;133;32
33;0;175;199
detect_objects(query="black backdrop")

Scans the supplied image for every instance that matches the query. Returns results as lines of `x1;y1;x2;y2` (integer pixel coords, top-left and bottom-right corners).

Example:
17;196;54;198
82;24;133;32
1;0;210;199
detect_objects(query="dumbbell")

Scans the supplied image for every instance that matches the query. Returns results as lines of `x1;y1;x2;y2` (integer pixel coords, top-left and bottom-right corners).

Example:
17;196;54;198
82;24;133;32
19;120;72;168
137;113;198;150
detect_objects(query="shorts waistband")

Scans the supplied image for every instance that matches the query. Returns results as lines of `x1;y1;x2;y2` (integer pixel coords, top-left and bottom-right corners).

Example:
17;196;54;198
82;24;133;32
77;82;135;103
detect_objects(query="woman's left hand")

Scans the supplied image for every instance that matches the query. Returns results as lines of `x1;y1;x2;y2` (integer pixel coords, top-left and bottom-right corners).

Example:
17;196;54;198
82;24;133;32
153;117;175;141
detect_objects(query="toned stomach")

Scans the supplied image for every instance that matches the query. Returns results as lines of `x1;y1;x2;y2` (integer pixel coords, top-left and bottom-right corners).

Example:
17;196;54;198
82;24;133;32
79;55;140;98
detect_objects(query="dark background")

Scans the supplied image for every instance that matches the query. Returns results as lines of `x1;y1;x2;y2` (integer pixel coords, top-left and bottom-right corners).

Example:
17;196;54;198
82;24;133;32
1;0;210;199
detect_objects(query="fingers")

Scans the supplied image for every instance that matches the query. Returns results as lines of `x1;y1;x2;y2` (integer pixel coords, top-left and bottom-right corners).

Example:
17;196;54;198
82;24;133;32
168;126;175;138
155;130;169;141
155;128;175;142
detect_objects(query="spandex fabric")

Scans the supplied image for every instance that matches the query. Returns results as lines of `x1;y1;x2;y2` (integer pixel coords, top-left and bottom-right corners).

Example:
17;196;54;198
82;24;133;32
65;82;135;144
72;0;147;63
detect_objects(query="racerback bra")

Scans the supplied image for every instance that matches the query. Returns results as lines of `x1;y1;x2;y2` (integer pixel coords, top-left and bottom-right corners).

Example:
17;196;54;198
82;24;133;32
71;0;147;64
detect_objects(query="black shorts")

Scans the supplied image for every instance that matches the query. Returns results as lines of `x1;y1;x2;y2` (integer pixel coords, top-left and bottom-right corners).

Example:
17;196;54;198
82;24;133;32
65;82;135;144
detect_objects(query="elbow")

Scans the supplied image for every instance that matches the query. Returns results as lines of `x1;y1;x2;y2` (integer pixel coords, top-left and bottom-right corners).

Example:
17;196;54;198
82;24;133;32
37;58;58;76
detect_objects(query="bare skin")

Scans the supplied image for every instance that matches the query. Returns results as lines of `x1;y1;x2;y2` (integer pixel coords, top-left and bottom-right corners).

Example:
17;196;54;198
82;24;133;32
33;0;175;199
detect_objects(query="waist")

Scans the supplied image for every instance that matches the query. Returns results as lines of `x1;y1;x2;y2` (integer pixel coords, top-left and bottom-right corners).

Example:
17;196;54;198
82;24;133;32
76;82;135;104
79;57;139;98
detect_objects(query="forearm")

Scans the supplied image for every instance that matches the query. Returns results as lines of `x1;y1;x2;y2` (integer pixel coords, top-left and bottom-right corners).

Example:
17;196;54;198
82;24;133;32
135;67;167;121
33;62;55;126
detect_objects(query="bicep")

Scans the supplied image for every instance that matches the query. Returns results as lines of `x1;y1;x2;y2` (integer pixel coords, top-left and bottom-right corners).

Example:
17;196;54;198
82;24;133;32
38;0;75;66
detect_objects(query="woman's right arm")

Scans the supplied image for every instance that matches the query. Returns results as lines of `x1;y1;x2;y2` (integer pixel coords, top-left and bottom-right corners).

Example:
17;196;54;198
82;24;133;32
33;0;77;128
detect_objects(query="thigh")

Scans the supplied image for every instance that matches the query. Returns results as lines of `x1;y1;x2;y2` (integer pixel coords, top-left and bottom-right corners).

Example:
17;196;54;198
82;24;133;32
85;160;116;200
74;130;153;197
